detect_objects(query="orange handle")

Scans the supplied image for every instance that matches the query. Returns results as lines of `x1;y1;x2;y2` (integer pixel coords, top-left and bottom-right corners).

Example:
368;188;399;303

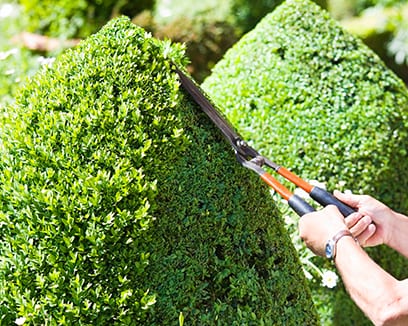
276;167;313;193
260;172;292;200
260;171;315;216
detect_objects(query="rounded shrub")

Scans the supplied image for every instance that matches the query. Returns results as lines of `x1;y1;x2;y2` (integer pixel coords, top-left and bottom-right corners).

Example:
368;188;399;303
0;17;318;324
202;0;408;324
202;0;408;216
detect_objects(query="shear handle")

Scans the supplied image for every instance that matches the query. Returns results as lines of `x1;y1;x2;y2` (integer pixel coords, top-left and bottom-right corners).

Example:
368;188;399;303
238;147;356;217
238;154;315;216
276;166;355;217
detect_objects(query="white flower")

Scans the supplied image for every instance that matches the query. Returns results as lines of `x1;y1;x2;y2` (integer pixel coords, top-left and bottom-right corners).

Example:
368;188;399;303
15;317;26;325
337;180;346;188
389;29;408;65
321;270;338;288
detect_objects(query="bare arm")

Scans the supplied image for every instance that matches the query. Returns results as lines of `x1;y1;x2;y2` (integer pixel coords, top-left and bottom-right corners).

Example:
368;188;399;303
335;235;408;325
385;211;408;258
299;206;408;325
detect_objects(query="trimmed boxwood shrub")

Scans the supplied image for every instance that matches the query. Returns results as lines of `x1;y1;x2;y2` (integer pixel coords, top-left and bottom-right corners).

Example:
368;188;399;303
203;0;408;218
0;17;318;324
202;0;408;324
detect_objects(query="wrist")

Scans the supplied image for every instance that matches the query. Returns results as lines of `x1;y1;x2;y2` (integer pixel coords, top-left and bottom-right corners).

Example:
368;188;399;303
325;229;356;260
385;211;408;255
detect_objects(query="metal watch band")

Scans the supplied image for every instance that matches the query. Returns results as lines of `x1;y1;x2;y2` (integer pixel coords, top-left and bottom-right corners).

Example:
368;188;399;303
325;229;354;260
333;229;353;244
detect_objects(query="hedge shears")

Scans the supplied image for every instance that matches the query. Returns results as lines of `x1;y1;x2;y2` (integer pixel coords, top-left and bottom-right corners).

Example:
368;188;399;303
175;67;355;217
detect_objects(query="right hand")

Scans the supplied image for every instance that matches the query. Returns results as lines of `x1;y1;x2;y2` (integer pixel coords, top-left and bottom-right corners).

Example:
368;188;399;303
334;191;394;247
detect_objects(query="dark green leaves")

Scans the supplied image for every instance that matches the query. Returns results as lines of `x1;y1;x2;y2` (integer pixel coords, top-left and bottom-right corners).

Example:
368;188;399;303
0;16;317;325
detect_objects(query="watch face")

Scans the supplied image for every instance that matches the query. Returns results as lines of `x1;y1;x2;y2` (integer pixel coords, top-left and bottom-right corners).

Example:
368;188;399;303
325;240;335;259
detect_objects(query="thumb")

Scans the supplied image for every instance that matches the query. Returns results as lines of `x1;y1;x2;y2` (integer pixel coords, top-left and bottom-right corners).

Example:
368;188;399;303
333;190;360;208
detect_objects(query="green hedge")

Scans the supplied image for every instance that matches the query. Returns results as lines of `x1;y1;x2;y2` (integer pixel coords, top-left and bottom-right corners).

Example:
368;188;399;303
0;17;317;324
202;0;408;324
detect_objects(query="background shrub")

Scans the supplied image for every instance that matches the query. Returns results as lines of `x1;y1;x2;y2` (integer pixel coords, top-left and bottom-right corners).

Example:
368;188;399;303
0;16;318;324
18;0;154;38
150;0;327;82
202;0;408;324
153;0;285;35
149;0;286;82
338;0;408;84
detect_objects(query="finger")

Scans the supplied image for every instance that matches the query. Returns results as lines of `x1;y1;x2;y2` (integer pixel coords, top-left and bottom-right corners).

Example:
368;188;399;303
349;215;373;237
345;212;363;229
356;223;377;247
333;190;365;210
333;190;361;208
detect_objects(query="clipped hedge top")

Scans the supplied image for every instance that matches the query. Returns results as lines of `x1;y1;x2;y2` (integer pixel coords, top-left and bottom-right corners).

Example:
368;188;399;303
0;17;317;324
203;0;408;212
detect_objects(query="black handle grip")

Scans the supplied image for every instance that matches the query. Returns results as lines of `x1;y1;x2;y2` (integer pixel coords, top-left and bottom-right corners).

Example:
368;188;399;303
288;194;316;216
309;187;355;217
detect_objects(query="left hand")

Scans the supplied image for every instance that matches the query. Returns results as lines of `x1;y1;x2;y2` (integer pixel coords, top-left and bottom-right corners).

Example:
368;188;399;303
299;205;349;256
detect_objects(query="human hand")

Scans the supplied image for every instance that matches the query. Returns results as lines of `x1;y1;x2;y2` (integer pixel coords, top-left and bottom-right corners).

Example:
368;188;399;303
344;211;377;247
299;205;348;257
334;191;393;247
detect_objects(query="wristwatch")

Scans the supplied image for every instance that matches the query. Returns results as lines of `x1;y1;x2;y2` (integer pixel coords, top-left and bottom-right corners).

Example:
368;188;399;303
325;229;354;260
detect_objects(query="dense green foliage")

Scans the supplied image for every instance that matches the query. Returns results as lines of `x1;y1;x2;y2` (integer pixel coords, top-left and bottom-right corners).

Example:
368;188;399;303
18;0;153;38
203;0;408;213
202;0;408;323
0;17;318;324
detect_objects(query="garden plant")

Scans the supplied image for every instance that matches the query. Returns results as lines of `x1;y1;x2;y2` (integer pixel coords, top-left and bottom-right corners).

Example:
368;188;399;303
2;0;408;324
202;0;408;324
0;16;318;324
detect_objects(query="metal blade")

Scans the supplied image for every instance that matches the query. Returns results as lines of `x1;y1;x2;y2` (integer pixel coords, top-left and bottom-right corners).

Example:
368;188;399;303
174;67;281;171
175;67;242;150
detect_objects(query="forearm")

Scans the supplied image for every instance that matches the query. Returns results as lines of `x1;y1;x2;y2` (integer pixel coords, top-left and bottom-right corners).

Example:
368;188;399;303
386;211;408;258
335;237;408;325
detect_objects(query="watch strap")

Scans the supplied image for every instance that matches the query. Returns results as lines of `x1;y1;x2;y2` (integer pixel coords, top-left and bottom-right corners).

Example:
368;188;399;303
332;229;353;244
326;229;354;260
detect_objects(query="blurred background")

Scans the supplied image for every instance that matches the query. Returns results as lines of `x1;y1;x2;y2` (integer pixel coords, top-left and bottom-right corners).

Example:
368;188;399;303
0;0;407;109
